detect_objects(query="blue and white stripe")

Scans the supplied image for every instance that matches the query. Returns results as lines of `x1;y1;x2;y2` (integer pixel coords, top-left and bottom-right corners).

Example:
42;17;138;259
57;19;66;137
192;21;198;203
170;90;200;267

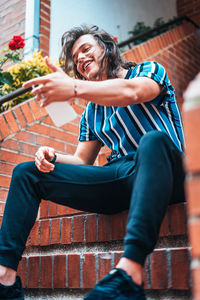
79;61;185;157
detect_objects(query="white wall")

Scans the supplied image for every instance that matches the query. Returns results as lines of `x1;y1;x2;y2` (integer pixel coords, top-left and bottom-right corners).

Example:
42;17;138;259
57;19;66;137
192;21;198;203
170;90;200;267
50;0;177;62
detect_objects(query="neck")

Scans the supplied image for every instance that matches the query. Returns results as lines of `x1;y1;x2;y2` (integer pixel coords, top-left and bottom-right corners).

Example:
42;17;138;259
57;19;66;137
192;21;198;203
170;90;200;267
117;67;128;79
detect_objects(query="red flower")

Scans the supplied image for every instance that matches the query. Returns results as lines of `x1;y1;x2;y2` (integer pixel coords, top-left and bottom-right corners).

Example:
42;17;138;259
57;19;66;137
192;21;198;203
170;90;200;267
8;35;25;51
113;36;119;42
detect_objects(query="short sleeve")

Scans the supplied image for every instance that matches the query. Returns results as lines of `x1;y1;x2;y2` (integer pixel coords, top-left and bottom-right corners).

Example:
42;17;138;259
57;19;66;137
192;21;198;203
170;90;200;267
79;105;98;142
134;61;174;105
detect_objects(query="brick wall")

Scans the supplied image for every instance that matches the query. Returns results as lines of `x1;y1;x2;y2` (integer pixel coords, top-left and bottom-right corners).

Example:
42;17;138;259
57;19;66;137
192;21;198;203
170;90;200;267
0;0;26;50
177;0;200;26
39;0;51;57
123;21;200;111
0;0;50;56
183;76;200;300
0;21;199;298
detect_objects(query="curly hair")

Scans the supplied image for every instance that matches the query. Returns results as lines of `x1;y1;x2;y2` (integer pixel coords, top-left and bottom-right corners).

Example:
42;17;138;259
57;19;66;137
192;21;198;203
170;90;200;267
59;25;136;80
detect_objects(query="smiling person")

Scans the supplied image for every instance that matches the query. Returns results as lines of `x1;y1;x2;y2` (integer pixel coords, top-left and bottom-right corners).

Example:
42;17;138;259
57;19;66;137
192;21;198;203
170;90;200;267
0;25;185;300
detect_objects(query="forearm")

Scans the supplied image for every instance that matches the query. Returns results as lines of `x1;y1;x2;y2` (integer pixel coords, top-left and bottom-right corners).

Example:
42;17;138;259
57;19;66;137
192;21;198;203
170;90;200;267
55;153;85;165
75;78;138;107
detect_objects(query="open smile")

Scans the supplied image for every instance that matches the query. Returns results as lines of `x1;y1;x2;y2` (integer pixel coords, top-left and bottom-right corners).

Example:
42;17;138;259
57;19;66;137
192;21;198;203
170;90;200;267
82;60;93;73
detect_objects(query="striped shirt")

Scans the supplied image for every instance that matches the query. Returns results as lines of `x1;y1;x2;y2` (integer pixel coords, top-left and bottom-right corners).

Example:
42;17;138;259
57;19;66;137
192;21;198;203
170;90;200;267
79;61;185;159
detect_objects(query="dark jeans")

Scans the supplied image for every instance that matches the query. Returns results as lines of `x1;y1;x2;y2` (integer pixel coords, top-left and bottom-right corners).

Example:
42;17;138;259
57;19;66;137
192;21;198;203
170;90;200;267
0;131;185;271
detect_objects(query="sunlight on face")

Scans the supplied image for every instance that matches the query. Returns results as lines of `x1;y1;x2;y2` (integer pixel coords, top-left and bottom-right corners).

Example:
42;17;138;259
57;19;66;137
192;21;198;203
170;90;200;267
72;34;105;80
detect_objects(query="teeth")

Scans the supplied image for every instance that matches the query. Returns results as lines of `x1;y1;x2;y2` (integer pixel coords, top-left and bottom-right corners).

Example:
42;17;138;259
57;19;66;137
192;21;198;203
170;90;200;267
83;61;91;71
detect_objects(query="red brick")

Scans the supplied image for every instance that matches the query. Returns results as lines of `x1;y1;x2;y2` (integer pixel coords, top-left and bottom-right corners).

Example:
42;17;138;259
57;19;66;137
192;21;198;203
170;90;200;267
30;221;39;246
170;248;189;290
192;267;200;300
19;142;38;156
71;103;84;116
169;203;186;236
0;115;11;139
68;254;80;288
114;251;123;266
58;204;68;216
61;217;72;244
51;128;78;144
187;178;200;216
40;26;50;38
0;162;14;175
1;139;19;152
110;213;124;240
36;136;65;152
85;214;97;242
183;106;200;173
40;200;48;218
40;219;50;246
73;215;84;242
28;256;40;288
61;122;79;134
82;253;96;288
68;207;78;215
50;218;60;244
159;210;169;237
13;106;27;128
29;99;42;120
40;3;50;15
27;123;51;136
40;10;50;23
21;102;34;124
0;174;11;188
40;255;52;288
97;214;110;242
14;131;36;143
0;202;5;215
98;252;112;281
1;150;32;164
151;250;169;289
0;189;8;202
189;220;200;256
143;258;150;290
53;254;66;288
17;257;27;288
48;201;58;217
66;144;76;155
4;111;19;133
40;18;50;30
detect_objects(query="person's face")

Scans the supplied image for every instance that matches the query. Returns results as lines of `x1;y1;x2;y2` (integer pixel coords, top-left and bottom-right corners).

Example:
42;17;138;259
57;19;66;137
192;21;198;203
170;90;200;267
72;34;105;80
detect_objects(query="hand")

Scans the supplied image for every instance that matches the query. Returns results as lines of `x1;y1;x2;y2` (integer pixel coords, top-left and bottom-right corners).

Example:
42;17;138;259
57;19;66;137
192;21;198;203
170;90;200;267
23;57;74;107
35;146;55;173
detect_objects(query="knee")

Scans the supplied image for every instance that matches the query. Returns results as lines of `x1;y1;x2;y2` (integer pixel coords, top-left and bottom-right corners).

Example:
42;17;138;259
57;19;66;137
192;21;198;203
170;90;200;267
138;131;171;155
12;161;37;180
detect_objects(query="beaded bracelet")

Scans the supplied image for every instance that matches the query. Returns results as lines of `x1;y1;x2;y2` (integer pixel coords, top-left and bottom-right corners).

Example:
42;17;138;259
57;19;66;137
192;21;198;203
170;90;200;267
74;82;78;97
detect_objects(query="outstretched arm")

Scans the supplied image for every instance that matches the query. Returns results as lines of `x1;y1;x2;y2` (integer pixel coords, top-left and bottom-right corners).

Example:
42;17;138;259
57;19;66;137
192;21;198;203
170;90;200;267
23;58;162;107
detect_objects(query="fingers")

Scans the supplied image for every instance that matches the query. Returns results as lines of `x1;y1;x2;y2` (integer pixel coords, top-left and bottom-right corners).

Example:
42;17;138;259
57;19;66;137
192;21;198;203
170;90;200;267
35;147;55;173
23;77;49;89
45;56;61;73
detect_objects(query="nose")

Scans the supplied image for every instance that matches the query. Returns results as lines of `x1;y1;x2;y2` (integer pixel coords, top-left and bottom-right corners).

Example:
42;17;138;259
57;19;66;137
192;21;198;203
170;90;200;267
77;51;86;63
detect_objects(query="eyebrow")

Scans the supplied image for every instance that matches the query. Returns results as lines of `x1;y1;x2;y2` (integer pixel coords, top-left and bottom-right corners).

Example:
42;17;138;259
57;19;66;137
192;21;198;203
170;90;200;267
72;43;89;63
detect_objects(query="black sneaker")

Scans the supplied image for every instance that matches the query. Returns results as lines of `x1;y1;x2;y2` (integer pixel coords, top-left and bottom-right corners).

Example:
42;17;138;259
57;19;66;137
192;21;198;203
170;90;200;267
84;268;146;300
0;276;24;300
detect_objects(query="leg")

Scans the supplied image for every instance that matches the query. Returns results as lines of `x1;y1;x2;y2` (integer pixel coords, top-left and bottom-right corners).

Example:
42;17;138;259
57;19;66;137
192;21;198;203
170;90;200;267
84;132;185;299
118;131;185;284
0;158;132;274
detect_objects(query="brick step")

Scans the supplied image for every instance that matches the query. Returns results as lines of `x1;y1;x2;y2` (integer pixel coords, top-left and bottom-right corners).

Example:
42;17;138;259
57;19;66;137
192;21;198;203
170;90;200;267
17;247;190;296
28;202;187;248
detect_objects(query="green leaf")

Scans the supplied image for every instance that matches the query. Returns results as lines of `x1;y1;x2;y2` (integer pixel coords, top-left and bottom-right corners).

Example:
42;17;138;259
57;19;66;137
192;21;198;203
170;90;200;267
0;72;14;85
